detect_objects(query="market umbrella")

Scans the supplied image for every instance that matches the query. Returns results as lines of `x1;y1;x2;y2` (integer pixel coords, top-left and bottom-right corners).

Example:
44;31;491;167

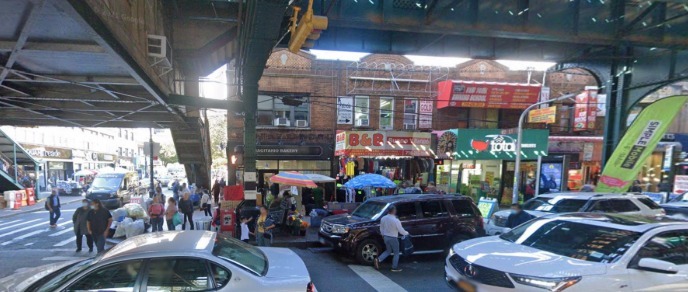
304;173;336;183
270;171;318;188
74;169;97;176
344;174;397;189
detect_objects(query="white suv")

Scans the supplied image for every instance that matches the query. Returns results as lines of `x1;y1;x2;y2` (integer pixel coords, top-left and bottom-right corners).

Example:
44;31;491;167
486;193;665;235
446;213;688;292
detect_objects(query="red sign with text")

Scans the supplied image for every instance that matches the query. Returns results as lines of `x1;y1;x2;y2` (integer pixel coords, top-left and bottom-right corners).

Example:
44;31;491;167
437;80;541;109
334;131;432;157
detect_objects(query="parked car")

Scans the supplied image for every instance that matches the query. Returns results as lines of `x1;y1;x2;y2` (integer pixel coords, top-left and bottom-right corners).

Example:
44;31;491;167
661;192;688;219
319;194;485;265
0;231;316;292
86;167;145;209
446;213;688;292
486;193;666;235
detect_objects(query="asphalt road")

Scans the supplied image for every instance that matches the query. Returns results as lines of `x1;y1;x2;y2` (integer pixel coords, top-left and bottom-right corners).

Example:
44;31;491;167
0;189;454;291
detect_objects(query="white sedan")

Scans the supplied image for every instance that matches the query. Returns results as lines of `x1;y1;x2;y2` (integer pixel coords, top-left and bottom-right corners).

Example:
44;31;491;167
446;213;688;292
0;231;316;292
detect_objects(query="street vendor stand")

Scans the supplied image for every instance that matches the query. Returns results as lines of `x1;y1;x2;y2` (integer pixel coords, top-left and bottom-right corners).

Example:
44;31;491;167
269;172;318;235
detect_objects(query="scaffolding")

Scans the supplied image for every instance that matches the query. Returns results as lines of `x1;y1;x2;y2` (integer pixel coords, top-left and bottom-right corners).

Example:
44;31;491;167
346;61;450;97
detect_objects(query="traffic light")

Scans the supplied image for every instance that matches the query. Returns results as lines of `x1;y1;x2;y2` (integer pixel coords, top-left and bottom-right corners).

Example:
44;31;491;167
288;0;328;53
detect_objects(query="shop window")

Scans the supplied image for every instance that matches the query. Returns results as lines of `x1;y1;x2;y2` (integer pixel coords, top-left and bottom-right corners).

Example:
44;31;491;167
257;94;310;127
380;97;394;130
354;96;370;127
403;99;418;130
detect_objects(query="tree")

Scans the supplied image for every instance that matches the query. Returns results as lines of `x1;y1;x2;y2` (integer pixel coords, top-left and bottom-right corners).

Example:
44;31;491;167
208;112;228;163
159;142;178;165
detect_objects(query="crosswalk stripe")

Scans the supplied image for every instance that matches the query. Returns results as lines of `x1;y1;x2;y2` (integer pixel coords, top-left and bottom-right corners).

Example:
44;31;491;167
53;237;74;247
50;227;74;237
0;220;20;227
0;218;41;231
0;219;70;239
348;265;408;292
1;229;45;246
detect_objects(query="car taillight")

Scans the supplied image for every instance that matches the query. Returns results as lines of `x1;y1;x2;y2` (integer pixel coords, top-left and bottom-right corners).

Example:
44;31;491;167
307;282;316;292
475;215;484;229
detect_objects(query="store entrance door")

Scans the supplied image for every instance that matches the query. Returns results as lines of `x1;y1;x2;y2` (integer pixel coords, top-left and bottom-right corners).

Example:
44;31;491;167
258;169;278;192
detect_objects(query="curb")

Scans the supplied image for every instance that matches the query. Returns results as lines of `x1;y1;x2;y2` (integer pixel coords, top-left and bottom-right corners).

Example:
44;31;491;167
0;197;84;219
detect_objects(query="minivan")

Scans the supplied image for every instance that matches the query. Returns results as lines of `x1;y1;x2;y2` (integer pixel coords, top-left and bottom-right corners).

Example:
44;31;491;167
318;194;485;264
86;168;145;209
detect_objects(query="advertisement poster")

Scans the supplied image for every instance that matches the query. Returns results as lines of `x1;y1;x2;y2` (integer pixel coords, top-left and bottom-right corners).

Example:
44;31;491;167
540;163;562;191
597;96;688;193
539;86;550;109
574;86;598;131
336;96;353;124
528;106;557;124
418;100;433;129
436;80;541;109
674;175;688;194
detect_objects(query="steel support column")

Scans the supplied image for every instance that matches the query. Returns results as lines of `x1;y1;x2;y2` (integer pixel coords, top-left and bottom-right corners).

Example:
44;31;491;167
602;46;634;166
242;84;258;194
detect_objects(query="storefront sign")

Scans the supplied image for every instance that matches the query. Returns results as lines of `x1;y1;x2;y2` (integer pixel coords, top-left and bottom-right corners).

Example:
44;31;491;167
663;145;674;171
539;86;550;109
574;86;598;131
100;154;115;162
441;129;549;160
24;145;72;160
335;131;432;157
597;96;688;192
418;100;433;129
583;143;594;161
256;145;323;159
336;96;353;124
436;80;541;109
674;175;688;193
528;106;557;124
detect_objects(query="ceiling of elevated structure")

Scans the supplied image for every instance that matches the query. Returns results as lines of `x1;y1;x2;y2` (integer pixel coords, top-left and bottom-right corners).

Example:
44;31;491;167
0;0;188;129
283;0;688;61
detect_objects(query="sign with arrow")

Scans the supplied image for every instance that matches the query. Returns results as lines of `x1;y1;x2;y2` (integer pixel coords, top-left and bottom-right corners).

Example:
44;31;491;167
337;96;353;124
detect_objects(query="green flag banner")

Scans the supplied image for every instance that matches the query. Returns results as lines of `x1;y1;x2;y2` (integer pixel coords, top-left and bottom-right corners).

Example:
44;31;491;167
597;95;688;193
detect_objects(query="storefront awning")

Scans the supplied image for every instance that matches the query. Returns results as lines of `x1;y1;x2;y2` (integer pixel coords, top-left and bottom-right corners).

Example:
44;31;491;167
436;129;549;160
335;131;433;158
437;80;541;109
0;129;38;165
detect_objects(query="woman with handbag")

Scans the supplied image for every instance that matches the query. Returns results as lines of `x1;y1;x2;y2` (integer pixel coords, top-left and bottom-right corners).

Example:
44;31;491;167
256;206;275;246
165;197;178;231
148;195;164;232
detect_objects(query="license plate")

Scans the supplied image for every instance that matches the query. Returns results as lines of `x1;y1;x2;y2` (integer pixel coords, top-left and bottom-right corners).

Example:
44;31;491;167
457;279;476;292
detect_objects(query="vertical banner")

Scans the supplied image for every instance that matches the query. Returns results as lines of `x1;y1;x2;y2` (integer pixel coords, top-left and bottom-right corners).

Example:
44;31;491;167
597;96;688;193
337;96;353;124
574;86;598;131
419;100;433;129
539;86;550;109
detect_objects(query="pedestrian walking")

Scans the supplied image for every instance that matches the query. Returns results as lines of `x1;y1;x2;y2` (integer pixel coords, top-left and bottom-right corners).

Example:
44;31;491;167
240;217;253;243
374;206;409;272
165;197;177;231
87;199;112;253
172;179;180;202
211;178;221;205
148;195;164;232
154;186;165;202
256;206;275;247
201;190;212;217
179;192;194;230
46;189;61;228
506;203;534;228
72;199;93;252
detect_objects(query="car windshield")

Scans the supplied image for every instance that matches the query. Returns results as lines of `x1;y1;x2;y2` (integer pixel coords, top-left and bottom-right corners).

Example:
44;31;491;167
36;259;94;292
213;233;268;276
351;201;388;220
522;197;588;213
499;217;641;263
91;175;122;189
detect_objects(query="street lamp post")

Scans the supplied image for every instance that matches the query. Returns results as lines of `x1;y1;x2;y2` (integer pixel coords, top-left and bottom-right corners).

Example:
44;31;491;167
512;93;576;205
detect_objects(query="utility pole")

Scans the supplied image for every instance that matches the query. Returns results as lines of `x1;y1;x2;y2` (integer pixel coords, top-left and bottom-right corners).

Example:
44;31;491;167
512;93;575;205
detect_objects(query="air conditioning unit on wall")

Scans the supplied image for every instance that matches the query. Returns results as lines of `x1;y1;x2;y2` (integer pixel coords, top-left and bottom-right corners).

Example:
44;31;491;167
147;35;167;58
403;124;416;130
295;120;308;127
274;118;290;127
356;119;369;127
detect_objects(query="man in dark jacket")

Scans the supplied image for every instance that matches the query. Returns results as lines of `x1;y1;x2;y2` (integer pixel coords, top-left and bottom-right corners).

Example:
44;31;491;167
211;178;221;205
72;199;93;252
87;199;112;253
506;204;534;228
47;189;61;228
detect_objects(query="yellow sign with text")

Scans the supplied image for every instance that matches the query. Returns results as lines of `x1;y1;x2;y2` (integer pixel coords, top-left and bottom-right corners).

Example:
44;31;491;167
528;106;557;124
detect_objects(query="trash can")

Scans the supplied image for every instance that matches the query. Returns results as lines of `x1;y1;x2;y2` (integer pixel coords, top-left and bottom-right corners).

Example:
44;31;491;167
195;219;211;230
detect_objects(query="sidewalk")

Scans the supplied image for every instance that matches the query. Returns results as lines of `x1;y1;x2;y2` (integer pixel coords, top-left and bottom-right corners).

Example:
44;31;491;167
0;196;83;219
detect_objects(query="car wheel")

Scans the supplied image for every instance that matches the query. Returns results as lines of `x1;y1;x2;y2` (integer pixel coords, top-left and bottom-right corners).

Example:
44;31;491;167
356;239;381;265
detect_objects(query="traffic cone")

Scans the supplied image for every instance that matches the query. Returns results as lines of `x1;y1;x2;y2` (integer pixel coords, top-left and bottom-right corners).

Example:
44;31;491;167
12;192;21;210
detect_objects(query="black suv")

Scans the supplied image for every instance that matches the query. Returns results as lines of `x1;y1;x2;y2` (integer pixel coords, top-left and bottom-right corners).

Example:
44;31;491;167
318;194;486;264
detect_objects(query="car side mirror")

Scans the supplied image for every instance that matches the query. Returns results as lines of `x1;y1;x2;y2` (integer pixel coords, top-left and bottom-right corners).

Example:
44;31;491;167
636;258;679;274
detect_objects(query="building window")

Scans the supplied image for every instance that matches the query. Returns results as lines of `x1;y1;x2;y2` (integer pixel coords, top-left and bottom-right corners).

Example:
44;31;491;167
403;98;418;130
380;97;394;130
257;94;310;127
354;96;369;127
